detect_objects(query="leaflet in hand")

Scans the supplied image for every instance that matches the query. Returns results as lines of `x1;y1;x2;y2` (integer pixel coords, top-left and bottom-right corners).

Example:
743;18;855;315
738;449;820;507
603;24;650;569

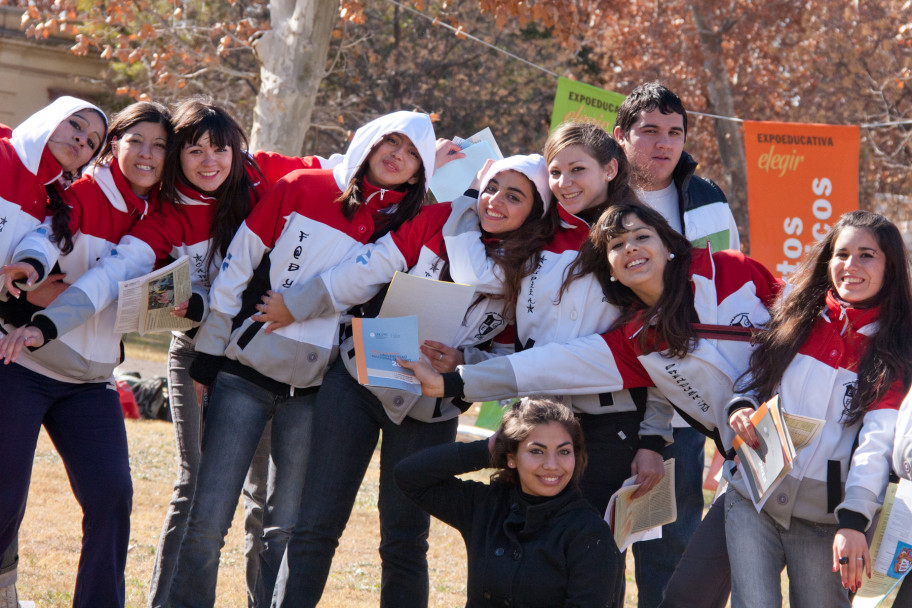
782;410;825;451
378;271;476;345
852;479;912;607
732;395;796;510
430;127;504;203
114;255;193;335
605;458;677;552
352;315;421;393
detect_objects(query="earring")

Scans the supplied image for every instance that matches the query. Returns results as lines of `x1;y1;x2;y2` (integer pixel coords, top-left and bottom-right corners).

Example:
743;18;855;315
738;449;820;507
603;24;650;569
609;275;617;282
668;253;675;261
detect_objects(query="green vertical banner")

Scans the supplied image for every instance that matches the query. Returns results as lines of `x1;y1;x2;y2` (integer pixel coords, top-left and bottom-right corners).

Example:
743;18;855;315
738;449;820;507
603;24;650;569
550;77;627;133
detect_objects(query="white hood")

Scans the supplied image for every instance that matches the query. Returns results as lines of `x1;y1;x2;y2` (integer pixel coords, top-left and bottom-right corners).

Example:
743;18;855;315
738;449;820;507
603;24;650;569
332;111;436;193
11;96;107;177
478;154;551;218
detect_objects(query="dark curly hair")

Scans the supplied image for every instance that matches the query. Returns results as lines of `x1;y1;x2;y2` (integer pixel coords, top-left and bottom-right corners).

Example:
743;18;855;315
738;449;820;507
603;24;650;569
489;397;586;488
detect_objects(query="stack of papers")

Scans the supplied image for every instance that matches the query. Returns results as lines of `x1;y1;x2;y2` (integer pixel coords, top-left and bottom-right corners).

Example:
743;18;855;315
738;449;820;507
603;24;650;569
351;272;475;393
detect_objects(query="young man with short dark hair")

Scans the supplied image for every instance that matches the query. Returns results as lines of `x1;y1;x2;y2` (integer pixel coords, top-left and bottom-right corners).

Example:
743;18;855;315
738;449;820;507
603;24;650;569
614;81;739;608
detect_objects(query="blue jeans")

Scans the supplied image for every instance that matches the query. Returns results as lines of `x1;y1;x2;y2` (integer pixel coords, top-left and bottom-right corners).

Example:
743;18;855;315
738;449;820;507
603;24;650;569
166;371;314;608
149;336;269;608
273;359;458;608
149;336;204;607
243;423;270;608
724;488;850;608
633;426;706;608
0;362;132;608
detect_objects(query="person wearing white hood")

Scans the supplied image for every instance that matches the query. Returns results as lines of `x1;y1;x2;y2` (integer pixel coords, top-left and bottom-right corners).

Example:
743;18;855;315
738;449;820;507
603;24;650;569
251;154;559;607
0;96;111;608
160;111;439;608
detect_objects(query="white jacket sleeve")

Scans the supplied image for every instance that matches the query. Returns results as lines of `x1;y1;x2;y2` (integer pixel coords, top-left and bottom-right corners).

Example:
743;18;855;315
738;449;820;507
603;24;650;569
895;391;912;480
641;388;675;445
194;220;269;356
458;332;651;403
441;194;505;293
33;235;156;337
838;408;898;529
11;218;59;288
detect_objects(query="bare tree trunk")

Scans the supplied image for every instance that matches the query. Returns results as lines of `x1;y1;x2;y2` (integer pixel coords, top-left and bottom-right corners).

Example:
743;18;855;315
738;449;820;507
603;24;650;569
249;0;340;154
691;2;750;249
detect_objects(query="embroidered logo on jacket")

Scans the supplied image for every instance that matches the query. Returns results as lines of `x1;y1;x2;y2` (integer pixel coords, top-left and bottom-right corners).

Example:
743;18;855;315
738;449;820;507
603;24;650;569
474;312;504;341
841;381;857;418
729;313;755;328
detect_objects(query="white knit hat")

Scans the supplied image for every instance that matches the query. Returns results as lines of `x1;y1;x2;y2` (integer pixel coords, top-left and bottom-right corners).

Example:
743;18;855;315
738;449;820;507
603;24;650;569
477;154;551;217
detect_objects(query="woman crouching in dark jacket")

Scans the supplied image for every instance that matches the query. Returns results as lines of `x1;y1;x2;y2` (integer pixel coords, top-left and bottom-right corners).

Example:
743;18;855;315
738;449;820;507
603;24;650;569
395;396;620;607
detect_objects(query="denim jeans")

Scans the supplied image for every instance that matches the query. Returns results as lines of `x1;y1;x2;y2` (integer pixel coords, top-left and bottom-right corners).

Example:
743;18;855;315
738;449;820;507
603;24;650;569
724;488;850;608
243;423;270;608
634;426;706;608
149;336;269;608
0;362;132;608
166;371;314;608
659;494;730;608
149;336;204;607
272;359;458;608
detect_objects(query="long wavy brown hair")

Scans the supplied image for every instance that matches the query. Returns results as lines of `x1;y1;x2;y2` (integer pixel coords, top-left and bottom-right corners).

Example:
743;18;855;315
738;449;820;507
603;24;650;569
159;97;264;280
543;121;635;220
738;210;912;425
562;202;695;357
479;176;559;320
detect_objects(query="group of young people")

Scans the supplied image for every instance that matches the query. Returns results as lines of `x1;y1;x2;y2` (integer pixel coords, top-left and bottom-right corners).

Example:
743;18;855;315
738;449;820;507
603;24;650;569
0;80;909;608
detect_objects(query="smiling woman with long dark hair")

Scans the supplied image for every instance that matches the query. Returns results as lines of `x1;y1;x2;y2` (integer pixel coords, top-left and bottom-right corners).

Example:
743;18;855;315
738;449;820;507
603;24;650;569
395;396;620;608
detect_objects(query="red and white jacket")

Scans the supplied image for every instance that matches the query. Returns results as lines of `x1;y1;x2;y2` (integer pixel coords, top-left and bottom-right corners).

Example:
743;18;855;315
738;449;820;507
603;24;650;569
277;201;513;423
193;111;438;391
444;197;672;444
0;97;104;274
730;293;903;530
453;249;781;447
10;160;152;382
29;151;320;347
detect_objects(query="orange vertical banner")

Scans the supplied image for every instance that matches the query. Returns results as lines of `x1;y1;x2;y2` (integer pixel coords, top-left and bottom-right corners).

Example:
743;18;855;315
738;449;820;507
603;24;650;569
744;121;859;279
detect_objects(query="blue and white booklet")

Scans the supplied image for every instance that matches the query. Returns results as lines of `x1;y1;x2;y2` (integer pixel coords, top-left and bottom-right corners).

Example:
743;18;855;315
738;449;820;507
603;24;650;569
352;315;422;393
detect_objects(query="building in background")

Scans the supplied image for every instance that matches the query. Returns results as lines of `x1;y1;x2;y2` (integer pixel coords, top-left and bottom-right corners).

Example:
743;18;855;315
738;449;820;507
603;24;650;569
0;5;105;127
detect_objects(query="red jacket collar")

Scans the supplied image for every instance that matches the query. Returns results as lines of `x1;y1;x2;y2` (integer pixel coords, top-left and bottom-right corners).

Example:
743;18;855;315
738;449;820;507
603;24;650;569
824;289;880;329
110;159;153;217
37;146;63;185
176;181;217;205
362;177;407;213
689;247;714;281
557;204;594;232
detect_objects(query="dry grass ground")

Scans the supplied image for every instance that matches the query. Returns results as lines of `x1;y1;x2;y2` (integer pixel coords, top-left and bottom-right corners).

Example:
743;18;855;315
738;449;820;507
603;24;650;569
17;419;645;607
